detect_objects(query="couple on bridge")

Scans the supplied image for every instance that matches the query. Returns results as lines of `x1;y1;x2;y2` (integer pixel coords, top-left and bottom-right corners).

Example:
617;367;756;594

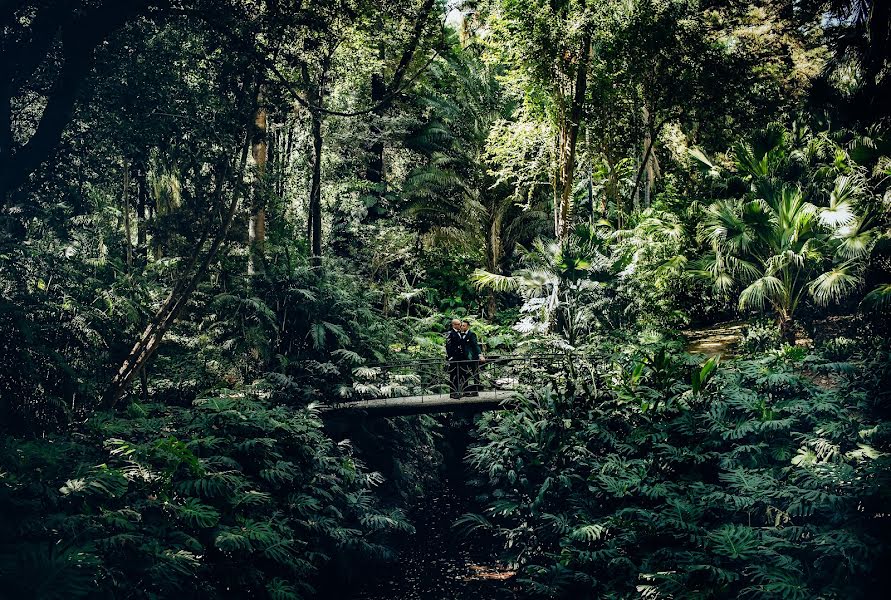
445;318;485;398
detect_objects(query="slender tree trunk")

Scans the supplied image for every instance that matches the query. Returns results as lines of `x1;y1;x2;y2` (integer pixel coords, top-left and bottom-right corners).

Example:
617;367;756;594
122;161;132;270
629;112;664;209
553;121;566;237
630;134;656;211
105;135;252;407
283;122;294;198
301;50;330;264
248;89;267;275
308;107;323;261
641;106;657;209
555;32;591;242
136;165;147;259
486;206;504;320
364;44;386;219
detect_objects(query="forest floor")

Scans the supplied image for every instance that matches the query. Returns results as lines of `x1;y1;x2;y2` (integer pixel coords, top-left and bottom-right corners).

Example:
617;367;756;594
683;321;746;356
348;474;514;600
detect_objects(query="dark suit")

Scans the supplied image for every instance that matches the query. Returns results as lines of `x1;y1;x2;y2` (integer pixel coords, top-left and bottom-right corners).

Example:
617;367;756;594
445;328;466;397
464;330;481;360
463;330;481;394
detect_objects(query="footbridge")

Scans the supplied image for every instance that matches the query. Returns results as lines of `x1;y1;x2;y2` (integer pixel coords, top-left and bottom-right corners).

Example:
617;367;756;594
323;354;566;417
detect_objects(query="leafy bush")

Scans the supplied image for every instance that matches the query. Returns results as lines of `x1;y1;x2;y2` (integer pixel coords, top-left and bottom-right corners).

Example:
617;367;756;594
0;388;411;598
739;321;784;353
819;336;858;361
462;338;889;598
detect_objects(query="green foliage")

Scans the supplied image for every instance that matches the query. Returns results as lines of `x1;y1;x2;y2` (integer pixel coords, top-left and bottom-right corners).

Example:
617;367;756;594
1;1;890;599
464;336;889;598
691;124;889;331
0;390;412;598
739;320;784;354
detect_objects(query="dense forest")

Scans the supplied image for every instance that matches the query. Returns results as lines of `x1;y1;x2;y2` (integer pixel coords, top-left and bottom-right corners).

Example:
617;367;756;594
1;0;890;598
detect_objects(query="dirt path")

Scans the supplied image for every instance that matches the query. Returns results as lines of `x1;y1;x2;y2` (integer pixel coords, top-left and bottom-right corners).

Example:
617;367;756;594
683;321;746;356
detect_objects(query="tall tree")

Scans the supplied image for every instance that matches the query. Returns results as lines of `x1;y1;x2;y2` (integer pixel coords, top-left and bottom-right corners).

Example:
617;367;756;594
249;88;268;275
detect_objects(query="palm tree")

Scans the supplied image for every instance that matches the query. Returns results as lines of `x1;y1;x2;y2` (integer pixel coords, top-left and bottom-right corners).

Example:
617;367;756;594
404;49;547;317
471;237;609;346
693;128;877;340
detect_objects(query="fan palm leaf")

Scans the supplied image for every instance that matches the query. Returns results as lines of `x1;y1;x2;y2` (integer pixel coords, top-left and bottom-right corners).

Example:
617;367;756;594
809;264;863;306
739;276;786;311
863;283;891;310
818;175;859;228
833;217;875;259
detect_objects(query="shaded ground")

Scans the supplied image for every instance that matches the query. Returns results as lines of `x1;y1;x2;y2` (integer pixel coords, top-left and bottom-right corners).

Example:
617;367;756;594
349;476;514;600
683;321;746;356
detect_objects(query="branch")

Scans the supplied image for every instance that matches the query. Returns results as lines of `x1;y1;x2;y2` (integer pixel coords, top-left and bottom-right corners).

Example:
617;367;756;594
389;0;437;95
0;0;149;201
169;6;442;118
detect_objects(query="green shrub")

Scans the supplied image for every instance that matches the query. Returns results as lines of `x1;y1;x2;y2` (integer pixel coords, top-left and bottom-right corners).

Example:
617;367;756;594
0;389;411;598
739;321;783;353
463;340;888;598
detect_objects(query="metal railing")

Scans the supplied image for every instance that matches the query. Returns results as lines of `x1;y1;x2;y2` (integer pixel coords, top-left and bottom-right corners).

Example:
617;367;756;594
335;354;572;406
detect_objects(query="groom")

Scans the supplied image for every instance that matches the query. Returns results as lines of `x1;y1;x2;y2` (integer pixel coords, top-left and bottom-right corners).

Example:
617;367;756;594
445;318;466;398
461;319;483;396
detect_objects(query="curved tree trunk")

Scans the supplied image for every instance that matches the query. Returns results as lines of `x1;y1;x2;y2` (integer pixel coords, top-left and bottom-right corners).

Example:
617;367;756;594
104;132;252;407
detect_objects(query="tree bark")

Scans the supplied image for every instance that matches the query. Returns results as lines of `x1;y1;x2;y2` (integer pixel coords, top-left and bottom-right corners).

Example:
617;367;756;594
308;107;323;261
629;113;665;211
136;165;147;259
123;161;132;270
248;88;267;275
555;32;591;242
365;35;386;185
485;205;504;319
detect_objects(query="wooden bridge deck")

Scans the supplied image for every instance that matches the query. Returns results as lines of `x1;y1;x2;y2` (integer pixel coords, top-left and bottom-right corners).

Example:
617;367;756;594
323;390;515;417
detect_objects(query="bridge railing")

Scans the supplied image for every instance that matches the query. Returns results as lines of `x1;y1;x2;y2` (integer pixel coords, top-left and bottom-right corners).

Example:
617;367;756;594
338;354;571;405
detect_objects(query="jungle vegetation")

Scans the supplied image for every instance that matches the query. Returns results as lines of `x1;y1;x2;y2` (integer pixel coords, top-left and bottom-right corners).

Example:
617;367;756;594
1;0;889;598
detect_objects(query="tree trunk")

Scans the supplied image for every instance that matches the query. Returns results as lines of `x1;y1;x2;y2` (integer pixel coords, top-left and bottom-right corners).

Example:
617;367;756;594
485;207;504;320
0;1;148;204
364;67;386;219
308;107;323;261
136;165;147;259
248;90;267;276
122;161;132;270
283;122;294;198
555;32;591;242
629;112;663;210
641;106;657;209
105;136;252;407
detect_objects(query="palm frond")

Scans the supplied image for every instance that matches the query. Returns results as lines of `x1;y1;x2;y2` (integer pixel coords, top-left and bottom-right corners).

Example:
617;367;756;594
809;265;862;306
862;283;891;311
471;269;520;292
739;276;786;311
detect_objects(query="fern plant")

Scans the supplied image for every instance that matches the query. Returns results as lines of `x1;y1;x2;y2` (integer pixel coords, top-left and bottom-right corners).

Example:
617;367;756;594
463;334;888;598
